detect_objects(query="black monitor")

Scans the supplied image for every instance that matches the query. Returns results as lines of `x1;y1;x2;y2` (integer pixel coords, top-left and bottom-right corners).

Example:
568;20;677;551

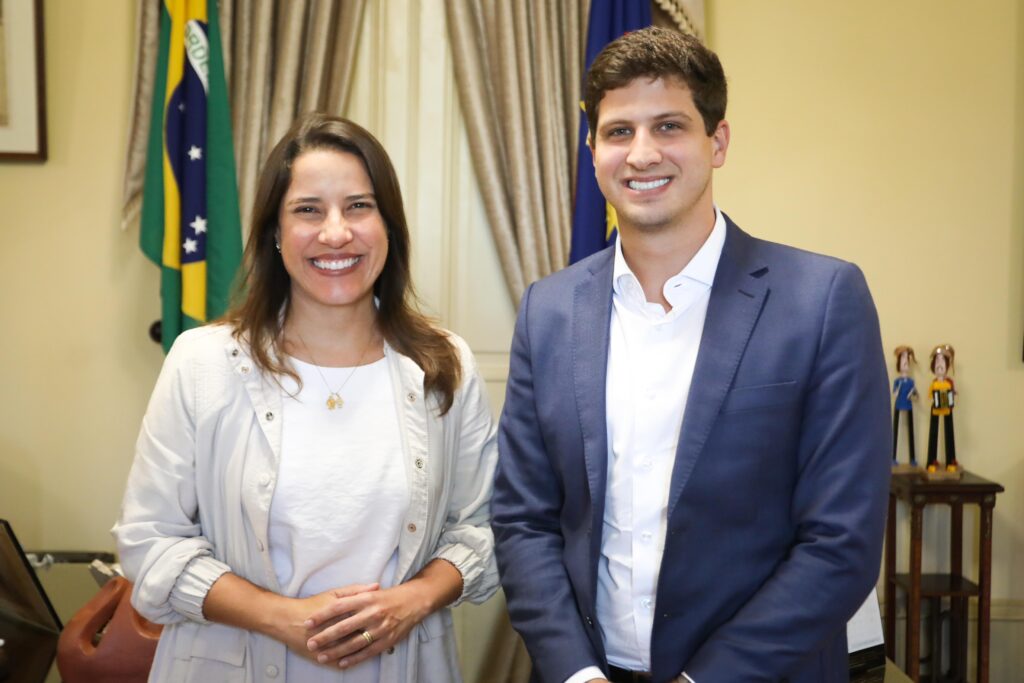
0;519;61;683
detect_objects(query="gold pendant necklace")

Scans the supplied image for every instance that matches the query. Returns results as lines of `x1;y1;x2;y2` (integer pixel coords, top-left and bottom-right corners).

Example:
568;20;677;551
296;332;375;411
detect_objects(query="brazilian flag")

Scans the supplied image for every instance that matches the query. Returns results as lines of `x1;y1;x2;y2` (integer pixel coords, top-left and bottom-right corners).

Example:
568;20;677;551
140;0;242;352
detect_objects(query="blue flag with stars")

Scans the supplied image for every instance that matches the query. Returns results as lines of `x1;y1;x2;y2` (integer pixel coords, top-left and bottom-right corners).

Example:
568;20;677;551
569;0;651;264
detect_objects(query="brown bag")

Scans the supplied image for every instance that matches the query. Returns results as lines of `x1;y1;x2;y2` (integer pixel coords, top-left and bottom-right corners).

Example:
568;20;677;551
56;576;162;683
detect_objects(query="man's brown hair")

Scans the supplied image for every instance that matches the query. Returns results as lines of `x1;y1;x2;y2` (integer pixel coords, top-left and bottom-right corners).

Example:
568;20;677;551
584;26;727;137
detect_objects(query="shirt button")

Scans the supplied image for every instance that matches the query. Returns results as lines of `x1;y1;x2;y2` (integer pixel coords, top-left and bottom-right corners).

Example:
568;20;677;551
407;523;417;533
642;459;653;469
265;664;279;678
386;646;395;655
641;598;653;609
415;458;424;469
231;348;240;357
407;392;416;403
265;411;274;421
641;531;653;542
259;473;271;487
240;365;250;374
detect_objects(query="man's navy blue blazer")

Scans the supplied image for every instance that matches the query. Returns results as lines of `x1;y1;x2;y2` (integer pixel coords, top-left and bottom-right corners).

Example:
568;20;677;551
492;216;891;683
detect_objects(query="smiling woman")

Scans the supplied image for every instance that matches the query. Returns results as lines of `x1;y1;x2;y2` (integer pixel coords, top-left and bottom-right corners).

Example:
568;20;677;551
112;113;500;683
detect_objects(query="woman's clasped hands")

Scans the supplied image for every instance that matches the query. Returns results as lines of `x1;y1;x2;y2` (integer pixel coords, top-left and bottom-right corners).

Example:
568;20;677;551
299;579;435;669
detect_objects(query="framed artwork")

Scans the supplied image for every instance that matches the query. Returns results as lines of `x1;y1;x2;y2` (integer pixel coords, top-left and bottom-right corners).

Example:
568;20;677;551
0;0;46;161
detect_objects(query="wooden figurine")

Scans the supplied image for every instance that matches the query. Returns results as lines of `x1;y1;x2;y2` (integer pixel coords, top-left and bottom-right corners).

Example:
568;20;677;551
891;345;919;470
926;344;959;476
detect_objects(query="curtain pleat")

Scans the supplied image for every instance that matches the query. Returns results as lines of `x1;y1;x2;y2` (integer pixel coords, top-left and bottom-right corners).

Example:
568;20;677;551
445;0;585;306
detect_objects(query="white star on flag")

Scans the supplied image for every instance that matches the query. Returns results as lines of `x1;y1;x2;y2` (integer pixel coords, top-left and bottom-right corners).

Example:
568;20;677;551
178;102;185;112
188;146;203;161
190;216;207;234
183;238;198;254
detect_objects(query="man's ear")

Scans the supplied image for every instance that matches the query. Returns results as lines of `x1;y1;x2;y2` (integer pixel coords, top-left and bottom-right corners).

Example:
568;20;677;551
711;119;730;168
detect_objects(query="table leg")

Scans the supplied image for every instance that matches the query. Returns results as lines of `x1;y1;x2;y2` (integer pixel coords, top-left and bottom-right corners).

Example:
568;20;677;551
928;597;940;683
908;498;924;681
977;499;995;683
885;493;897;660
950;502;965;681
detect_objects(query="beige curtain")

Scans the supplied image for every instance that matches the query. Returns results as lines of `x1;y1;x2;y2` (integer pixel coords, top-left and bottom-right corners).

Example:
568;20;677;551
444;0;588;306
653;0;705;37
121;0;368;234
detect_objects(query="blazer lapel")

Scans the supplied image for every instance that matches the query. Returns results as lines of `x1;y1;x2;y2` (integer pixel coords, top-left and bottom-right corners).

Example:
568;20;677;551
572;249;615;522
667;221;769;519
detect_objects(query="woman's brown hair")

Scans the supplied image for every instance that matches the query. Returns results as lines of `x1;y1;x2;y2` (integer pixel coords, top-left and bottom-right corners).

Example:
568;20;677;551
224;113;461;413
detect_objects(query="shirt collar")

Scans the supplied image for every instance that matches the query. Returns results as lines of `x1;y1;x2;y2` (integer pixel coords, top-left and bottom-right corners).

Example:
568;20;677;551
612;206;727;299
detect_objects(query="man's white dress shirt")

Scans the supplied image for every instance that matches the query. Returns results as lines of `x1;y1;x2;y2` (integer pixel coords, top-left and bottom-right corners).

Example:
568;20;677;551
566;208;725;683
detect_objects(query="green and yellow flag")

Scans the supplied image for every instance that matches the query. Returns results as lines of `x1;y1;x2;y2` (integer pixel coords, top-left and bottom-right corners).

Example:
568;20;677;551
140;0;242;352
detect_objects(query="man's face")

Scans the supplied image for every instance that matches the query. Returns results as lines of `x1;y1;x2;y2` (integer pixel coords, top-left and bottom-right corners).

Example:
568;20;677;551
590;77;729;235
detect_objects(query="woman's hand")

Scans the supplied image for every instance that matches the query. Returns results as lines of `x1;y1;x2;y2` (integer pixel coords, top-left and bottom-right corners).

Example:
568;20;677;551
203;573;380;663
267;583;381;662
303;559;462;669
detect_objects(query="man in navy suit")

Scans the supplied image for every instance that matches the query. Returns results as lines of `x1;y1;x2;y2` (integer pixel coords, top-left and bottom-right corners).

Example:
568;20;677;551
492;27;890;683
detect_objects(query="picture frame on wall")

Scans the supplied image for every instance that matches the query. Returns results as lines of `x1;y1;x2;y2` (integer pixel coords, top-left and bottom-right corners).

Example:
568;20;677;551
0;0;46;161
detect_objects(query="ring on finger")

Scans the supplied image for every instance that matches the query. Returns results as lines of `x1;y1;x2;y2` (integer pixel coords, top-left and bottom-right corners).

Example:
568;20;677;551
360;630;374;646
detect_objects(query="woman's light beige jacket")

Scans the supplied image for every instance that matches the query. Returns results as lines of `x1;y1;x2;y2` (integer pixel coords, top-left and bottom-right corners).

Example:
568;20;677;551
113;324;499;682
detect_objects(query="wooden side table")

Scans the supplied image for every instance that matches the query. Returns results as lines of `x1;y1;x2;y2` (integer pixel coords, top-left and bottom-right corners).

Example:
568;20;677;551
883;471;1003;682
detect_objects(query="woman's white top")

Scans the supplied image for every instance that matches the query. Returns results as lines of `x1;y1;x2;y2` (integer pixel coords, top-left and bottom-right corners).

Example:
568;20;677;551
270;356;407;682
112;324;499;683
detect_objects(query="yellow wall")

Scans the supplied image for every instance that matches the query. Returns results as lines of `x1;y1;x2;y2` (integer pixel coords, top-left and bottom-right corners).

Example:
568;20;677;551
0;0;1021;656
708;0;1024;606
0;1;154;550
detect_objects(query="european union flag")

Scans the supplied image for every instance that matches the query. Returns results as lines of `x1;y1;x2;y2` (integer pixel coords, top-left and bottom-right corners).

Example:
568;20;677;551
569;0;651;264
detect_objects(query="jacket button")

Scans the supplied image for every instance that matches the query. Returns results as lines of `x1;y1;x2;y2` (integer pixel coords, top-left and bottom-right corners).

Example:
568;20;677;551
265;411;274;421
231;349;239;357
265;664;279;677
407;392;416;402
586;616;594;627
407;523;417;533
415;458;424;469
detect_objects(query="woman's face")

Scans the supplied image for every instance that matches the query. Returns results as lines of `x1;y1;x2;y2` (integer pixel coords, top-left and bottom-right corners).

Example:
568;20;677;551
277;148;388;320
934;354;948;377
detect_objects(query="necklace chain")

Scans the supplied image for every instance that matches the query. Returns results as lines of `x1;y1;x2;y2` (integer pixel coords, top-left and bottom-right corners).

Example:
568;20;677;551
296;332;375;411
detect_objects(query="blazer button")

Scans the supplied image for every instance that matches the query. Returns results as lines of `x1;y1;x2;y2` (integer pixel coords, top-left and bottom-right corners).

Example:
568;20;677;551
586;616;594;627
